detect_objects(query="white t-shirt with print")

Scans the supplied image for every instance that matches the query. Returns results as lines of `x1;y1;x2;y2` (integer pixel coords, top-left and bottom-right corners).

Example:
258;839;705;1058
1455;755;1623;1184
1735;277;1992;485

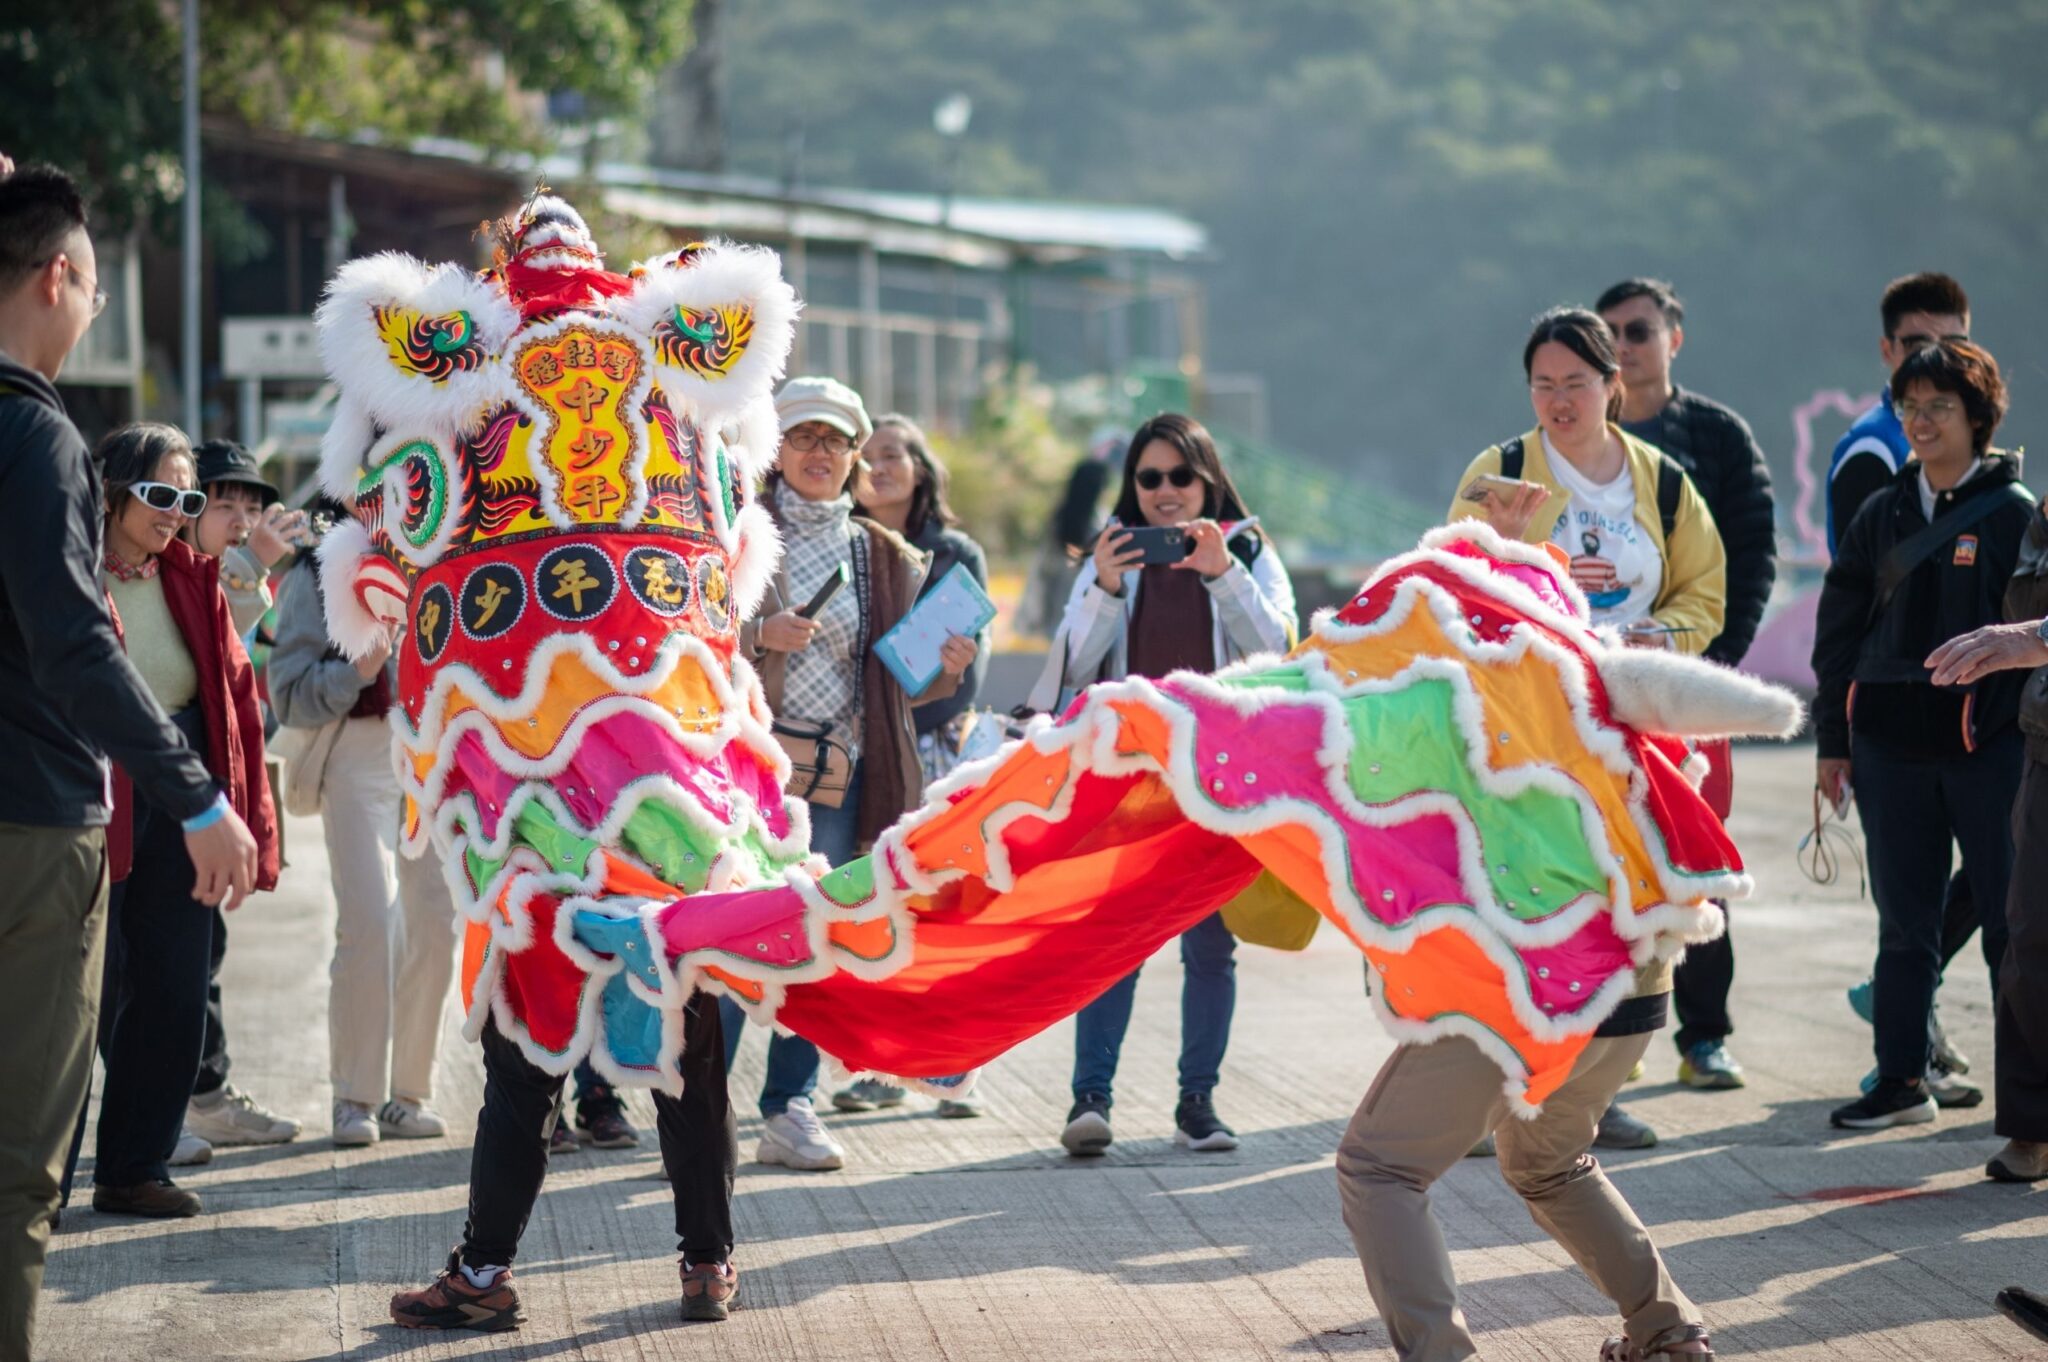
1542;432;1662;628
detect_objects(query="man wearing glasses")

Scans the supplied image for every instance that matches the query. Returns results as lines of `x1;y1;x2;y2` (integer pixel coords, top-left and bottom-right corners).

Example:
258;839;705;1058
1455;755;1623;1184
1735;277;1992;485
0;158;257;1362
1592;278;1778;1126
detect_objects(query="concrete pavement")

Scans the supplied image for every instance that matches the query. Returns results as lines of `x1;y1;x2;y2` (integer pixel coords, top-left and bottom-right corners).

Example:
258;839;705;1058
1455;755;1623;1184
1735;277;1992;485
36;742;2048;1360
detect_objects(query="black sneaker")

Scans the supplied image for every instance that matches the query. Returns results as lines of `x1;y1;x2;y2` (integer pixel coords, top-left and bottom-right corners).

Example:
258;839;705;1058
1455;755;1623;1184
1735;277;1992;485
1831;1077;1937;1130
547;1118;580;1156
576;1085;640;1149
1060;1093;1113;1156
1173;1091;1239;1152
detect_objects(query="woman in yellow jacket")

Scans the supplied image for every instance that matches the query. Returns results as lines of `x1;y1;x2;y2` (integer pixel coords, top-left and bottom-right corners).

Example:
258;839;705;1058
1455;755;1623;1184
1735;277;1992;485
1449;306;1726;657
1333;307;1726;1362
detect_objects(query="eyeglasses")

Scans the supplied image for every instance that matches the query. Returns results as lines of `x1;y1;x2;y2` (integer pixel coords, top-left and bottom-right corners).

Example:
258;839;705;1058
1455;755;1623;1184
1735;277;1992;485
1615;319;1661;345
129;481;208;517
1893;397;1961;424
46;254;107;319
1530;378;1604;398
784;427;855;456
1895;331;1968;349
1134;466;1200;491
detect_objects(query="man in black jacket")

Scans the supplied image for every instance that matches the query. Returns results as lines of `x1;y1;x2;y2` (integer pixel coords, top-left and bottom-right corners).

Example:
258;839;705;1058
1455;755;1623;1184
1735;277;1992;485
0;160;257;1361
1599;278;1778;1103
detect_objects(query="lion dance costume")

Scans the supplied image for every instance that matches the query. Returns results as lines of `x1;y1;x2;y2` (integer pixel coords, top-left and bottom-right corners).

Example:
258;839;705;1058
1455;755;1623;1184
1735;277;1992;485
317;195;1797;1114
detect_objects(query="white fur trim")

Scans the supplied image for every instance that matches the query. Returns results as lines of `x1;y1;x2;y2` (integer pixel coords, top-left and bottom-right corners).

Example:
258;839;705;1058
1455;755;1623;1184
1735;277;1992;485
728;501;781;623
315;519;393;660
620;241;798;422
1598;647;1805;740
314;253;519;440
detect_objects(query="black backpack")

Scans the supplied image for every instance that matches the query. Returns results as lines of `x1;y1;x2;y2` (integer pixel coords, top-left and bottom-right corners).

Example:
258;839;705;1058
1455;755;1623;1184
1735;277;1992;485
1498;436;1683;541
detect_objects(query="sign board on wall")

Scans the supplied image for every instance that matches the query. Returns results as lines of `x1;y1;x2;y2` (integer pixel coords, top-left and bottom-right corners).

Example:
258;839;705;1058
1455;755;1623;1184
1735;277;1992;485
222;317;324;380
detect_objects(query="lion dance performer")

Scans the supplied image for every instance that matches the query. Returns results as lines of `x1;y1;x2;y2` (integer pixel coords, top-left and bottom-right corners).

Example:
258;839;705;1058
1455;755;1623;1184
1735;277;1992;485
314;194;1796;1340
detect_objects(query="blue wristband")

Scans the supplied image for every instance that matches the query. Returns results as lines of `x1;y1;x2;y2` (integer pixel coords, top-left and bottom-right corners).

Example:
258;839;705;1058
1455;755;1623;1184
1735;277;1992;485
181;794;230;834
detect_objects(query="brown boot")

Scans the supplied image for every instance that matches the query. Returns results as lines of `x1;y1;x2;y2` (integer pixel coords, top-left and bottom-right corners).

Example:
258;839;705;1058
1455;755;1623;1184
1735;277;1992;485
1987;1140;2048;1183
91;1180;200;1218
680;1258;738;1322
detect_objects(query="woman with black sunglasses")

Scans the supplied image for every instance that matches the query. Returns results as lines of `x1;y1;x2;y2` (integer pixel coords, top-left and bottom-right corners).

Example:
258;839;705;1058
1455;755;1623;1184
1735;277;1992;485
63;423;279;1219
1034;412;1296;1159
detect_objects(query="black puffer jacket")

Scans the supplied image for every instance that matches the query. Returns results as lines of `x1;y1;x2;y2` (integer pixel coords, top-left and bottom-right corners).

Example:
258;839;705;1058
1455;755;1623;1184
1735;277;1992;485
1812;453;2036;761
1643;385;1778;667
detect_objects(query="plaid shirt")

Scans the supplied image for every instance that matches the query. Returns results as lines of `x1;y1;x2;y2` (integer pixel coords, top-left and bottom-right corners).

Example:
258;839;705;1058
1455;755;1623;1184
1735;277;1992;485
776;484;864;755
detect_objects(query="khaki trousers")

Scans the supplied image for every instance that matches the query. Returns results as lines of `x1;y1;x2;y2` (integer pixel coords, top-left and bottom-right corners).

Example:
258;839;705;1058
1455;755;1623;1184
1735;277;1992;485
321;718;457;1106
0;824;106;1362
1335;1031;1696;1361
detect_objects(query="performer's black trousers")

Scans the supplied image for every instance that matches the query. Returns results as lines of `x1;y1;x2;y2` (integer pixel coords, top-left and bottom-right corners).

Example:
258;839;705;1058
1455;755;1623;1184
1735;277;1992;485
1997;752;2048;1142
461;992;736;1268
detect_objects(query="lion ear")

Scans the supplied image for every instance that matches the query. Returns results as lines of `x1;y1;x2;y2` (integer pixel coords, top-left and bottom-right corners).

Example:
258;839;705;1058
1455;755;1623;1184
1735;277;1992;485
315;252;520;437
618;240;798;422
1597;646;1805;741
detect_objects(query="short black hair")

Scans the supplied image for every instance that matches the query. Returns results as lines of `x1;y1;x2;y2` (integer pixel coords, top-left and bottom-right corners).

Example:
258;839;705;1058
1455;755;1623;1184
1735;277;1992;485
95;422;194;513
1891;339;2006;455
0;163;89;290
1595;277;1684;327
1880;272;1969;338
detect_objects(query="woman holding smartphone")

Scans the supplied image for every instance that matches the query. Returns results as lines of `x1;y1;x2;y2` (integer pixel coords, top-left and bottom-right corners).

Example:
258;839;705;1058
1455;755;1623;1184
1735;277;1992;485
1038;411;1297;1158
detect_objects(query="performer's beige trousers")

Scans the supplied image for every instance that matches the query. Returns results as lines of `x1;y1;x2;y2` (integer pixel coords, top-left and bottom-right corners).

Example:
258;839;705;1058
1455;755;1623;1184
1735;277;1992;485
1334;1031;1697;1361
322;718;457;1107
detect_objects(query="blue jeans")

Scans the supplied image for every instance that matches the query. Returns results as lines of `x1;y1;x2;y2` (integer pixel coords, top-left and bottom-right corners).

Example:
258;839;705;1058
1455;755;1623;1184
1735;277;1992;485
1072;910;1237;1103
722;765;865;1117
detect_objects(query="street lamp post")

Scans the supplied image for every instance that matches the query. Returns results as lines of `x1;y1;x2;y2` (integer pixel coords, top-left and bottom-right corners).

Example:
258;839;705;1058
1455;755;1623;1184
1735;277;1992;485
932;93;971;426
181;0;201;437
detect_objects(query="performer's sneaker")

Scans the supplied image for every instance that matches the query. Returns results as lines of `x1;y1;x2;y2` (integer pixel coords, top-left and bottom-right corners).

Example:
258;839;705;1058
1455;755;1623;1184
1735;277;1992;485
1845;975;1876;1025
187;1084;300;1145
1061;1094;1113;1157
1830;1077;1936;1130
758;1096;845;1171
1599;1321;1715;1359
390;1250;524;1331
831;1078;908;1113
549;1118;581;1155
1677;1041;1745;1090
935;1095;984;1119
1926;1060;1983;1109
680;1258;738;1322
1594;1104;1658;1150
575;1084;640;1148
1173;1092;1239;1152
1930;1008;1971;1075
1986;1140;2048;1183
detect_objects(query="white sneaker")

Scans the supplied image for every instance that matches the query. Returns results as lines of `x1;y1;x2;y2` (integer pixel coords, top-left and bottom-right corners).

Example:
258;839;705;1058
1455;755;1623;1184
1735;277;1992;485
376;1099;449;1139
757;1096;845;1171
169;1129;213;1166
186;1084;301;1145
333;1099;380;1147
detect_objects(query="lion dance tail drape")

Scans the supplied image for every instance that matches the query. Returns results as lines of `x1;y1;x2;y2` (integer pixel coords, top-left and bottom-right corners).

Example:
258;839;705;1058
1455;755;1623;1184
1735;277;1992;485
316;197;1798;1111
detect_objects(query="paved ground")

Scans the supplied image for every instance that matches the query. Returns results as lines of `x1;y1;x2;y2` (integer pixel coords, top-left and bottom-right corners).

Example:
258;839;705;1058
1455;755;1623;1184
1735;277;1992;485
37;742;2048;1360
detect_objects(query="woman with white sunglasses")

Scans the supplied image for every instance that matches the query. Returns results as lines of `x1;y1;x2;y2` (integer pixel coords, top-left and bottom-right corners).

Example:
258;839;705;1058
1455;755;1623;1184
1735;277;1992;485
61;423;279;1220
1031;411;1296;1159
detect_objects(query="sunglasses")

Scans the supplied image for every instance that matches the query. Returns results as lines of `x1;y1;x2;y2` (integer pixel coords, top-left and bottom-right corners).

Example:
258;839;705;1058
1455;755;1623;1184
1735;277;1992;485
1615;319;1661;345
129;481;208;517
1895;331;1968;349
1134;466;1200;491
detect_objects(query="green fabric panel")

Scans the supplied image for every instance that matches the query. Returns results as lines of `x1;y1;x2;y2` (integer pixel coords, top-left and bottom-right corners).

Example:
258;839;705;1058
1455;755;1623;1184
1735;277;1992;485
817;855;878;908
1340;677;1607;921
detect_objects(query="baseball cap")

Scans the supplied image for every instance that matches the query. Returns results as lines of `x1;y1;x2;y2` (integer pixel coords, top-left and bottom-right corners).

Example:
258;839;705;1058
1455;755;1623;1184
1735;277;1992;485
192;439;281;507
773;375;872;442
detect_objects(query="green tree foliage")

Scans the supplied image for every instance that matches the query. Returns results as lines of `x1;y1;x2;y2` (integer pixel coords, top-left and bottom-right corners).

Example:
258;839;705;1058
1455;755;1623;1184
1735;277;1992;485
720;0;2048;500
0;0;688;232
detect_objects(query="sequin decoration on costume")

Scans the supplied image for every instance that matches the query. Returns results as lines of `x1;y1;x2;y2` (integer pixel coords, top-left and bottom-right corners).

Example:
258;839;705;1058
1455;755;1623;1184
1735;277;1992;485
375;307;488;382
651;304;753;380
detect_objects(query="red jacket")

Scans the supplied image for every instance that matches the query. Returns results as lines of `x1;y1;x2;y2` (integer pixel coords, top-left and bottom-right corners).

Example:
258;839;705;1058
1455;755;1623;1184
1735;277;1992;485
105;538;281;889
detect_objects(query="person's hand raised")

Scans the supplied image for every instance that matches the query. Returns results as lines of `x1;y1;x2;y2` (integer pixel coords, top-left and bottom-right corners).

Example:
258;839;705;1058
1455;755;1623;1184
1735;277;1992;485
1092;519;1144;597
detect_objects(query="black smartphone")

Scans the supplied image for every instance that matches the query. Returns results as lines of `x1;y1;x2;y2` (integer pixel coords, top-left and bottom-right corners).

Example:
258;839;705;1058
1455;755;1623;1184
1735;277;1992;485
1119;525;1192;565
796;562;849;619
